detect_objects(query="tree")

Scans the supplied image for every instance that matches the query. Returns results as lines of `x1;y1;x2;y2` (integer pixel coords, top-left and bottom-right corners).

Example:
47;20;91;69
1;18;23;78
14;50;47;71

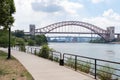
0;29;15;47
0;0;16;59
0;0;16;29
28;39;35;46
0;30;8;47
35;35;48;46
12;30;25;38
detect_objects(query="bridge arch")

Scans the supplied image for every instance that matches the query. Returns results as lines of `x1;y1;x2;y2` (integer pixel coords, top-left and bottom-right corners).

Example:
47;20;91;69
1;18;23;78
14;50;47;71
36;21;109;41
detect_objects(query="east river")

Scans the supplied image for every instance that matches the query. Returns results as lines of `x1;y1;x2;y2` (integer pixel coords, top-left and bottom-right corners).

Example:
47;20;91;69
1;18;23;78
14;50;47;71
48;43;120;62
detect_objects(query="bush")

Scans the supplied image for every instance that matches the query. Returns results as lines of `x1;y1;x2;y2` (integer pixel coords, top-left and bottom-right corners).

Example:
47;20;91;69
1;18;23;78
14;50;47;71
66;56;75;68
53;57;59;62
19;45;26;52
39;45;50;59
16;38;25;46
28;39;35;46
97;64;114;80
35;35;48;46
77;61;91;73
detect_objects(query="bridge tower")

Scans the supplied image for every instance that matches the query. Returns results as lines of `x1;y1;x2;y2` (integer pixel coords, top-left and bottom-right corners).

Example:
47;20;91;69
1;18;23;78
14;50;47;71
29;24;35;36
106;27;115;41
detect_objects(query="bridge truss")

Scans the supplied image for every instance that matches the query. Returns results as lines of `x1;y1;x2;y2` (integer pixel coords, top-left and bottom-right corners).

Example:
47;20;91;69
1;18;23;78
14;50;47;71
35;21;111;41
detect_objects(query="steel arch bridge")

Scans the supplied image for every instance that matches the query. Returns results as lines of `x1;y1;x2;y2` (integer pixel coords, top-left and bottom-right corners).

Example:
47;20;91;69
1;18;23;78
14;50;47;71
33;21;114;42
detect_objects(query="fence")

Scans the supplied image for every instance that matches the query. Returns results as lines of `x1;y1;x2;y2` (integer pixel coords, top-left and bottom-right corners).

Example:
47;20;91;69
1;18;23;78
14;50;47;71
12;46;62;63
12;46;120;80
63;53;120;80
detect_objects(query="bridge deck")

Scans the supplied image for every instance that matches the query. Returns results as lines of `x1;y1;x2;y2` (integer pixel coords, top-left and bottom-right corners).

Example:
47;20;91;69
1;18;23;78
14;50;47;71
0;48;95;80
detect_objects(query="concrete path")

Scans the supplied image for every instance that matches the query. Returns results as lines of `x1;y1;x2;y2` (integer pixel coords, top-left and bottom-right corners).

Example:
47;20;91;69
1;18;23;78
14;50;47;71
0;48;95;80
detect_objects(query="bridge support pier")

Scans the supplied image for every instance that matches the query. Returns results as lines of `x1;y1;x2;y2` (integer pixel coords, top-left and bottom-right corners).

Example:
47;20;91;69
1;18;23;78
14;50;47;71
105;27;115;42
116;34;120;41
30;24;35;36
29;24;36;39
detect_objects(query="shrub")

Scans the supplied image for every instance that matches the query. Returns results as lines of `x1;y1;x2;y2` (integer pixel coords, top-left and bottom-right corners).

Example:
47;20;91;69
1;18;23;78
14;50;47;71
53;57;59;62
66;56;75;68
28;39;35;46
39;45;50;59
16;38;25;46
19;45;26;52
34;49;37;55
97;64;114;80
77;61;91;73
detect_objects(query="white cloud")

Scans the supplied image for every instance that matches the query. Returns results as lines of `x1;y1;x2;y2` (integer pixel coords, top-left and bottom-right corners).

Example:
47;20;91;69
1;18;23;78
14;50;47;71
103;9;120;21
31;0;84;14
91;0;105;3
82;9;120;32
13;0;84;31
13;0;120;33
59;0;84;14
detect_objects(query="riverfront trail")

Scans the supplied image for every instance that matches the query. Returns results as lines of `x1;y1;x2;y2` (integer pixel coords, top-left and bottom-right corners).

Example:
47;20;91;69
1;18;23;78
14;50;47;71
0;48;95;80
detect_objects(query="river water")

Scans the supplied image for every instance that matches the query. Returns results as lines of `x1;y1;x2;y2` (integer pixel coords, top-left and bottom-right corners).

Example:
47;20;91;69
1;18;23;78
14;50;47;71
48;43;120;62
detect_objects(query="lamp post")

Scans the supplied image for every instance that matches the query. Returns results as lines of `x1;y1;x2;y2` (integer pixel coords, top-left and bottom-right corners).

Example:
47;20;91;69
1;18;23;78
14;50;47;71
7;27;11;59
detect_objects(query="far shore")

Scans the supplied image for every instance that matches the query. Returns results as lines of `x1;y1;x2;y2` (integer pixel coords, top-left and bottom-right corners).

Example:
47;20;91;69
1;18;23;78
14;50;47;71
110;41;120;44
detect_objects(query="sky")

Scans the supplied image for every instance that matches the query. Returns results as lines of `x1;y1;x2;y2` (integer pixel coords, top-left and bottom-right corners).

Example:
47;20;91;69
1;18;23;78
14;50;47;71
13;0;120;33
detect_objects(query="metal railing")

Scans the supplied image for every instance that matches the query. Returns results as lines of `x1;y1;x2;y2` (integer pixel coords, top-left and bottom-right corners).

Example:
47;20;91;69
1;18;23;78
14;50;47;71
12;46;120;79
12;46;62;63
63;53;120;79
49;50;62;62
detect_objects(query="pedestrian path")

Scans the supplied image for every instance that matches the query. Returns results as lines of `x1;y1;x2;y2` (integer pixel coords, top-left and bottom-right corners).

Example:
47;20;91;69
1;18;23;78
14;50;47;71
0;48;95;80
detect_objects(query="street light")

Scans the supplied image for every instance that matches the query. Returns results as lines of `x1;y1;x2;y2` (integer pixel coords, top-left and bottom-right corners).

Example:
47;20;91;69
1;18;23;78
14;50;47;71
7;27;11;59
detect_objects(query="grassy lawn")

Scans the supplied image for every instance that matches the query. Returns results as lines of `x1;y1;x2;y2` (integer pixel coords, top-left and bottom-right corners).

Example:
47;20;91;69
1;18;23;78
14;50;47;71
0;50;34;80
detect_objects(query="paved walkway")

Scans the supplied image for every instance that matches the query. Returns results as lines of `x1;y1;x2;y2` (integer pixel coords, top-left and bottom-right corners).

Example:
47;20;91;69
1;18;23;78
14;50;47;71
0;48;95;80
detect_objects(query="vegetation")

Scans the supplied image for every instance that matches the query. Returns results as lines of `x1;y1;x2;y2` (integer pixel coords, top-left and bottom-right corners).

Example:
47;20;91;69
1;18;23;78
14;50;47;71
66;57;75;68
28;39;35;46
38;45;50;59
53;57;59;62
77;61;91;73
89;38;105;43
15;38;26;52
12;30;48;46
35;35;48;46
0;50;33;80
0;0;16;29
12;30;25;38
0;30;15;47
97;64;114;80
65;57;91;73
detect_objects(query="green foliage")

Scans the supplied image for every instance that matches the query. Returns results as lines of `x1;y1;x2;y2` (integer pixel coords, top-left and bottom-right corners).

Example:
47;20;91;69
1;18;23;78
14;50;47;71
35;35;48;46
97;64;114;80
28;39;35;46
89;38;105;43
34;49;37;55
66;57;91;73
19;45;26;52
0;29;15;47
15;38;26;52
15;38;25;46
66;57;75;68
53;57;59;62
77;61;91;73
0;0;16;29
39;45;50;59
12;30;25;38
0;30;8;47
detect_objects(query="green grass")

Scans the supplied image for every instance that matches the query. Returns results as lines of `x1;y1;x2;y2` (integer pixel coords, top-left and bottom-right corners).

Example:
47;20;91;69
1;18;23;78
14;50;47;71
0;50;34;80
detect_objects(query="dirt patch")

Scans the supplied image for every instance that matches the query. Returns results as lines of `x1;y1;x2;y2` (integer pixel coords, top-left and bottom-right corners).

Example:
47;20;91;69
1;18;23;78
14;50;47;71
0;51;34;80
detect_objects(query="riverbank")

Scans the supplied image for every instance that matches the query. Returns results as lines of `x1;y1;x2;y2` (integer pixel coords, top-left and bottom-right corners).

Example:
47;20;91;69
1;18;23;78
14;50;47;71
110;41;120;44
0;50;33;80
